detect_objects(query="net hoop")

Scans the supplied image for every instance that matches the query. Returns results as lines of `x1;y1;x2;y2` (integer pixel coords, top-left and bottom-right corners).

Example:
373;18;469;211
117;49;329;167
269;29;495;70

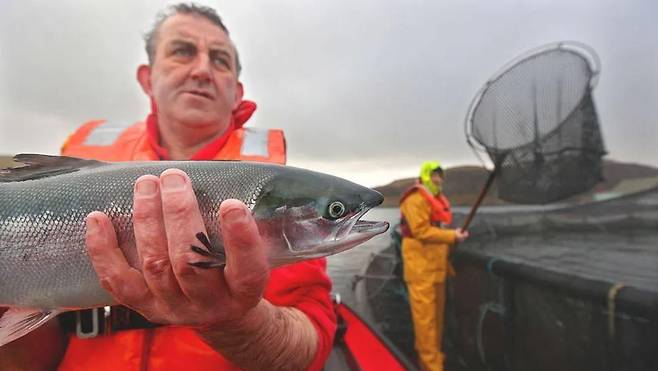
464;41;601;156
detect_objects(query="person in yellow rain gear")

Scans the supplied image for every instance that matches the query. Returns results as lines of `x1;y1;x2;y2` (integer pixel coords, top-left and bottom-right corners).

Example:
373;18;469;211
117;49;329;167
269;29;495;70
399;161;469;371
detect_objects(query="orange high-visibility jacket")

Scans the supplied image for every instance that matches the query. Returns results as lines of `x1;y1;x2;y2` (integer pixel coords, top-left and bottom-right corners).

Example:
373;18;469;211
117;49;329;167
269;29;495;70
399;184;452;237
58;119;336;371
62;119;287;164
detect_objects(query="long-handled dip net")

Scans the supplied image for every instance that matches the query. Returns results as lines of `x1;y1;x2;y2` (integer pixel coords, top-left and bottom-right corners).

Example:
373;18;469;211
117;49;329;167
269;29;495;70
462;41;607;229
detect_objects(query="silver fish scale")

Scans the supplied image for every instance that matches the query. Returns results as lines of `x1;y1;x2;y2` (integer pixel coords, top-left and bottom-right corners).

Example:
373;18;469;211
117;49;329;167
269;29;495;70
0;161;276;309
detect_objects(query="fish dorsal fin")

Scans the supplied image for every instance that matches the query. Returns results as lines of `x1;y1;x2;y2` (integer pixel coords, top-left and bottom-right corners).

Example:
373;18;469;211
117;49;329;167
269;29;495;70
0;307;61;347
0;154;105;182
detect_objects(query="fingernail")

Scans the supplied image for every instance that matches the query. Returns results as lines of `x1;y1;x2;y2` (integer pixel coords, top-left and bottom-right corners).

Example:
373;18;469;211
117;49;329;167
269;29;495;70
223;206;246;223
136;179;157;196
87;218;99;234
162;173;186;190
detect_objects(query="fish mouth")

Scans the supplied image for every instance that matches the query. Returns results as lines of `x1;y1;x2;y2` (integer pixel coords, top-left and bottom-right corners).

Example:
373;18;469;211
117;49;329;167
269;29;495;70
351;219;390;235
327;206;390;249
262;204;389;267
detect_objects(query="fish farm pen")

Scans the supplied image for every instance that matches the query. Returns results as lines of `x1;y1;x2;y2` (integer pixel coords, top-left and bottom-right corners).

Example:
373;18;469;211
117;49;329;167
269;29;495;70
353;187;658;371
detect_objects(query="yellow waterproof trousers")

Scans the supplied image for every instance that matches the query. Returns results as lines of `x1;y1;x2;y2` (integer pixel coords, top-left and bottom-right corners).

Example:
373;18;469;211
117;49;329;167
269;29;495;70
401;236;452;371
407;280;447;371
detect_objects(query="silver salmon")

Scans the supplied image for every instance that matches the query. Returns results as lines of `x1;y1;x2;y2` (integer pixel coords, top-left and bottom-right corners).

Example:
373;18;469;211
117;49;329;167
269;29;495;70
0;154;388;346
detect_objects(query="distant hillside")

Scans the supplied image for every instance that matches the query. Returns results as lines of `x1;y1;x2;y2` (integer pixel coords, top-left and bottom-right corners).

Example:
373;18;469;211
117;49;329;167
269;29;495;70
0;155;15;168
374;160;658;207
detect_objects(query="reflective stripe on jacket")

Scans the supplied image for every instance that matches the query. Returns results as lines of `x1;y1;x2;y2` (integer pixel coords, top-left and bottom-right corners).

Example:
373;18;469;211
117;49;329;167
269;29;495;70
61;120;287;164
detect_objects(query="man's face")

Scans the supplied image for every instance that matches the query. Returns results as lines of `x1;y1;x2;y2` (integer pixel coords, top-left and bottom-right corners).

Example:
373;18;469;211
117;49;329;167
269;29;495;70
139;13;243;130
430;171;444;188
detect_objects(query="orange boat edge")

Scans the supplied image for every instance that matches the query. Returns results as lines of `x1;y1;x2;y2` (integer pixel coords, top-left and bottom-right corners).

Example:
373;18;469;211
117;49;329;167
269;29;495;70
325;295;418;371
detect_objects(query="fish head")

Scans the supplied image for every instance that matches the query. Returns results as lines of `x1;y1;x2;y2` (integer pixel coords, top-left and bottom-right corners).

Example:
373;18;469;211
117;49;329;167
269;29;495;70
252;167;389;266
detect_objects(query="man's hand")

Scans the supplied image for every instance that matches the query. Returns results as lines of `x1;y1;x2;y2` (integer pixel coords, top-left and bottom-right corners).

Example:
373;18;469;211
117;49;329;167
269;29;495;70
455;228;470;243
84;169;319;370
84;168;269;328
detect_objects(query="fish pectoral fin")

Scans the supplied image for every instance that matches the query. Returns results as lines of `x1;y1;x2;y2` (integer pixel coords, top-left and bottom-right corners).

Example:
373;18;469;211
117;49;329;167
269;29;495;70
0;307;61;347
189;261;226;269
0;154;105;182
193;232;226;260
189;245;225;268
189;233;226;270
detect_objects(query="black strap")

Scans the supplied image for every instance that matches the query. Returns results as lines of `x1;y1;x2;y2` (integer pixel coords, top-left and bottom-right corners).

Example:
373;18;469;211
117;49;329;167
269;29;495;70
332;307;362;371
59;306;161;338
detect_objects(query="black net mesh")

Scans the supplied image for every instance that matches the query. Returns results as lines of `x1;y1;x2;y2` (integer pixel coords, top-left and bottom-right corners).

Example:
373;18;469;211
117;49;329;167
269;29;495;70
467;43;606;204
463;186;658;237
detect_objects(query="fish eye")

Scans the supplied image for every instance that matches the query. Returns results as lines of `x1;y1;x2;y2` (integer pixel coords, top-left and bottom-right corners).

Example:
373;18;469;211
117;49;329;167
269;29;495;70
327;201;346;219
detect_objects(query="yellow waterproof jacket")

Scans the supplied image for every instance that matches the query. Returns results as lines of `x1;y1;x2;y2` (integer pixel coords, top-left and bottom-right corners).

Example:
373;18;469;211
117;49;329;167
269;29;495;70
400;190;456;283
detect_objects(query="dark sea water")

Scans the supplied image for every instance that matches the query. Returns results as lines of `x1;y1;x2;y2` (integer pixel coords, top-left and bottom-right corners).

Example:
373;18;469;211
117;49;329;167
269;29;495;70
326;207;400;306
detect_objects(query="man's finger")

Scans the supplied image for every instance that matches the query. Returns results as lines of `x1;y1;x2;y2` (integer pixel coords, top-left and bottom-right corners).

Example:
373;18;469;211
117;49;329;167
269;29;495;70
220;199;269;306
159;169;225;304
133;175;187;308
85;211;153;310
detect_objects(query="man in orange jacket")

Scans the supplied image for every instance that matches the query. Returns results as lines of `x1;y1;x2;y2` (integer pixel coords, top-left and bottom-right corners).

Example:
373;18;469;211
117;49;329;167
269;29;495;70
0;4;335;371
400;161;469;371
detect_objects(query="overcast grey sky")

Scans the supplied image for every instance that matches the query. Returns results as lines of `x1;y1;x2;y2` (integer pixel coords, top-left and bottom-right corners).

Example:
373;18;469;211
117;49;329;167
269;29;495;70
0;0;656;187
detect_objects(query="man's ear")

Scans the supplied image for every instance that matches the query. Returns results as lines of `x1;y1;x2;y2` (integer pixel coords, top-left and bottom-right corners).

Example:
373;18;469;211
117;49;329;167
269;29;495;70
233;82;244;110
136;64;153;96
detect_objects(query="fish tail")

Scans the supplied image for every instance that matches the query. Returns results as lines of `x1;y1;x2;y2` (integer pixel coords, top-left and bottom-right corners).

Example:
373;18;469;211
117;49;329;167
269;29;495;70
0;307;61;347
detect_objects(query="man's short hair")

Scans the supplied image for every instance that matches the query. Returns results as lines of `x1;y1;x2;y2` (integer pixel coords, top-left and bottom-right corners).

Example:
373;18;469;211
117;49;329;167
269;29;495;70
143;3;242;76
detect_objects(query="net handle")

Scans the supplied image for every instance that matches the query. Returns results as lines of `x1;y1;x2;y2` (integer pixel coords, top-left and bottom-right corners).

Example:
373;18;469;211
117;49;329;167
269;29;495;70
461;157;503;231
